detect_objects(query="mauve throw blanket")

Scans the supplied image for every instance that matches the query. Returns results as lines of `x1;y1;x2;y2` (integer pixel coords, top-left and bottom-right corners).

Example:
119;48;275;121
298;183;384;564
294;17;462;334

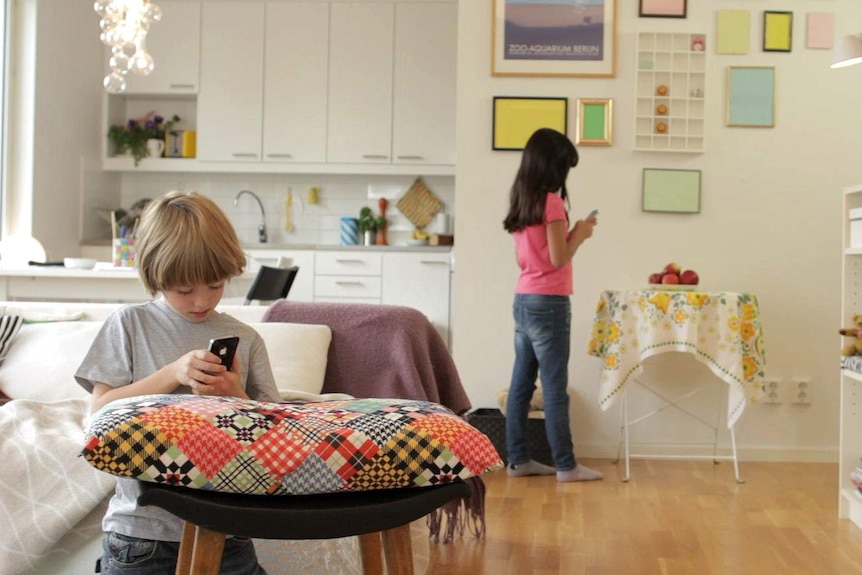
263;301;471;415
262;301;487;541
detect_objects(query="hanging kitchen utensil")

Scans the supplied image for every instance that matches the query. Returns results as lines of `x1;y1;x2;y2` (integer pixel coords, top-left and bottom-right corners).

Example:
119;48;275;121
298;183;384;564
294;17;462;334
396;177;442;229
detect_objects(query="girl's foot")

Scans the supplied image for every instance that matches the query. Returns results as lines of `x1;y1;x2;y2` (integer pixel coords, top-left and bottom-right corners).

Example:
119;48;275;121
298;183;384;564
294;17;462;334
507;460;556;477
556;464;603;482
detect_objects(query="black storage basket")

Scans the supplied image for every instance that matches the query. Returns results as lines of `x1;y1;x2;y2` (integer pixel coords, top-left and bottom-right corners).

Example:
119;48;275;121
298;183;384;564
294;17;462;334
465;408;553;467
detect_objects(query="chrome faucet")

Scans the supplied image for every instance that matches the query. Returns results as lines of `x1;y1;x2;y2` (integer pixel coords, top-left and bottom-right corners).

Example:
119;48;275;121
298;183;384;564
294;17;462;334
234;189;267;243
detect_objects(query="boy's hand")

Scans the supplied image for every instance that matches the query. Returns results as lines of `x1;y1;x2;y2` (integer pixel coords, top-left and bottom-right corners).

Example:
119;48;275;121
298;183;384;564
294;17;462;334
173;350;246;398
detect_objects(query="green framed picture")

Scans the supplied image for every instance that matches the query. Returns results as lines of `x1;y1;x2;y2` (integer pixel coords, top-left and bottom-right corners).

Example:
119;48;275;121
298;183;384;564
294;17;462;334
642;168;701;214
492;97;568;151
576;98;613;146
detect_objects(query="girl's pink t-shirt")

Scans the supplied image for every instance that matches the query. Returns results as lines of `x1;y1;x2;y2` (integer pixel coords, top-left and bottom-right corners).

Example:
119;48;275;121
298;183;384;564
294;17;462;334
514;193;572;295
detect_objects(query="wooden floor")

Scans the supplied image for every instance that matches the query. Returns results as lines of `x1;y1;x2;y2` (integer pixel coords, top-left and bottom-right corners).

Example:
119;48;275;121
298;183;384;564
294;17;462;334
409;460;862;575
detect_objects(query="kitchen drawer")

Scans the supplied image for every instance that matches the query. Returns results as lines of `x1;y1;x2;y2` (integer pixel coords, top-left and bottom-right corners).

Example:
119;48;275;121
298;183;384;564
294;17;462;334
315;251;382;276
314;275;381;299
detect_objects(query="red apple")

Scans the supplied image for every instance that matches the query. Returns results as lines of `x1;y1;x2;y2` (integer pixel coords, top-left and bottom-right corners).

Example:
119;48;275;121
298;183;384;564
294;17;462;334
663;262;682;275
661;273;680;284
648;272;663;284
680;269;699;285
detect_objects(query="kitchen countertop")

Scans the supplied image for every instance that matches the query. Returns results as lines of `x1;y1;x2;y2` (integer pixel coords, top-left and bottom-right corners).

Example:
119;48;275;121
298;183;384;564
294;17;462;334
241;243;452;252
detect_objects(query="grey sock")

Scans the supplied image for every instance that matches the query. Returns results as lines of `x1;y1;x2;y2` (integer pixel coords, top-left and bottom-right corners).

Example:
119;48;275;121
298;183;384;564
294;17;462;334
556;464;604;482
507;460;557;477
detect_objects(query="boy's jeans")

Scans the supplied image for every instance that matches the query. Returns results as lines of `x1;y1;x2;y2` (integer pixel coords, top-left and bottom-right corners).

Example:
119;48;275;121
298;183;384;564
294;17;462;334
99;532;268;575
505;294;576;471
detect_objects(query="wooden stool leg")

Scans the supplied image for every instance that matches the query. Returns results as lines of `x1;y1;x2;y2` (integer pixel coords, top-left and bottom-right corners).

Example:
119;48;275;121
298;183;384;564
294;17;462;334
358;532;384;575
176;522;196;575
180;522;225;575
381;524;414;575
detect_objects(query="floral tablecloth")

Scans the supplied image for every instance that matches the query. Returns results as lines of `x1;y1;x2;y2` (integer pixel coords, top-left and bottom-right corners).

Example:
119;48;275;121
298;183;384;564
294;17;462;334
588;289;766;427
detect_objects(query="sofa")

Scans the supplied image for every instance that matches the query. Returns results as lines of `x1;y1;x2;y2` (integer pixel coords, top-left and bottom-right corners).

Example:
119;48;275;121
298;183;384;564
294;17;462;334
0;299;481;575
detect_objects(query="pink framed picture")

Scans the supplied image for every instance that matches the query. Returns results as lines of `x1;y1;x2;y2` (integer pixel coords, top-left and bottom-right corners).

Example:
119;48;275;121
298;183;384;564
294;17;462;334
639;0;686;19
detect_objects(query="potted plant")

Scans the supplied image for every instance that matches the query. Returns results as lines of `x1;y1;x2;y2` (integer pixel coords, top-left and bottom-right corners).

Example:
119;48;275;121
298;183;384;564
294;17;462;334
107;111;179;166
358;207;386;246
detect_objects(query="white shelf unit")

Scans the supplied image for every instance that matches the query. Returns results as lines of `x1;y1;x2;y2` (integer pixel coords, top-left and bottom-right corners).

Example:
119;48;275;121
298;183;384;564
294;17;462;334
634;32;705;153
839;184;862;529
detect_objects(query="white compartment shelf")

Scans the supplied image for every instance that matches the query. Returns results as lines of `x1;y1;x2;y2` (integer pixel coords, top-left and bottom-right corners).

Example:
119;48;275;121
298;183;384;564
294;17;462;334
634;32;706;153
839;184;862;529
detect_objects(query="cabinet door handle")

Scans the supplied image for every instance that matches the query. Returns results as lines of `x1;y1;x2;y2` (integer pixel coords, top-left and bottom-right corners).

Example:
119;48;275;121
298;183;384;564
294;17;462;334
397;155;424;161
169;83;196;90
335;259;365;264
362;154;389;160
232;153;258;158
267;153;294;159
335;281;364;286
420;261;448;266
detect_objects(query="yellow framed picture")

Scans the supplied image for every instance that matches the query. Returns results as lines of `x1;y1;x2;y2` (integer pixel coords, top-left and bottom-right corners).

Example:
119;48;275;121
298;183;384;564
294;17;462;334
492;97;568;151
763;11;793;52
576;98;613;146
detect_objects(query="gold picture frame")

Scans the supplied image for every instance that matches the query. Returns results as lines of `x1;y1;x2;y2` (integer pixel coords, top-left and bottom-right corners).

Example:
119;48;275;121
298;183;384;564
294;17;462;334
492;97;568;151
576;98;613;146
491;0;617;78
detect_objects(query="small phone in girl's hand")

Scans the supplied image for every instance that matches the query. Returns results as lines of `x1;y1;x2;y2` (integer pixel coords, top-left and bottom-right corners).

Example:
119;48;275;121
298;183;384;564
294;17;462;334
586;209;599;221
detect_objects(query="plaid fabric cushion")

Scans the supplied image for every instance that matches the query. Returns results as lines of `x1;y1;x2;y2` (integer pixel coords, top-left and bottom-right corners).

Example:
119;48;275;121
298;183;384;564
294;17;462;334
82;394;503;495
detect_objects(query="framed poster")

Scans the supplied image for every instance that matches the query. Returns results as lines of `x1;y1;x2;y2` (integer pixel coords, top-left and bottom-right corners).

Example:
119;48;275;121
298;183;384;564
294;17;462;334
763;11;793;52
493;97;568;151
726;66;775;128
492;0;617;78
576;98;613;146
642;169;701;214
639;0;686;19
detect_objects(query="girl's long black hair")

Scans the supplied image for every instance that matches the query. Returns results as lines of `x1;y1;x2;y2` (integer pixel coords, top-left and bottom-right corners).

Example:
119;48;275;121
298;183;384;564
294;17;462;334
503;128;578;233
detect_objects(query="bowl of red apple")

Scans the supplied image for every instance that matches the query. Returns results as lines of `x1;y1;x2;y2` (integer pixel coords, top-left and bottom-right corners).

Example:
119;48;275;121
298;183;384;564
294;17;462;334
648;262;699;291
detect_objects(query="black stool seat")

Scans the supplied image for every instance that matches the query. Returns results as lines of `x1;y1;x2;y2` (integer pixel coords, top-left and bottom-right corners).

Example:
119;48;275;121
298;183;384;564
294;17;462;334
138;480;471;540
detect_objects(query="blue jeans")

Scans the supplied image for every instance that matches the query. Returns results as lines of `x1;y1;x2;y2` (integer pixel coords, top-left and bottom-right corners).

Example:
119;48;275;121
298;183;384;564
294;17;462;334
506;294;576;471
99;532;267;575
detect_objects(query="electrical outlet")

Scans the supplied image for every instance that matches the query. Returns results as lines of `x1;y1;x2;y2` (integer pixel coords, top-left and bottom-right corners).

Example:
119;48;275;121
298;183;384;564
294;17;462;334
762;376;782;404
791;377;812;405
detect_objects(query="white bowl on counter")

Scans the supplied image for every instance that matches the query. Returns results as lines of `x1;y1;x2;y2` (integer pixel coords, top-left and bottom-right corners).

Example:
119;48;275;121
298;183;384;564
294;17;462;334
63;257;97;270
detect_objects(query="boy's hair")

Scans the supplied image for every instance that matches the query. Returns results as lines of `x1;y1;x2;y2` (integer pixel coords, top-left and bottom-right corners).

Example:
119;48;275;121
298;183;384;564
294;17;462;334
503;128;578;233
135;191;247;295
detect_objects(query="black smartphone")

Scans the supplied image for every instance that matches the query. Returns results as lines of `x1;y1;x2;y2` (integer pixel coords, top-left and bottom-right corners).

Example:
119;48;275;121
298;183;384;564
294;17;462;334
209;335;239;368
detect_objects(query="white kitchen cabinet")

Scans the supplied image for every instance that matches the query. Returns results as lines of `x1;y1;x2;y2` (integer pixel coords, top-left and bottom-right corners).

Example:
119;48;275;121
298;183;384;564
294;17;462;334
313;251;382;303
392;3;457;166
263;3;329;164
244;248;315;303
197;2;328;164
382;251;451;346
326;3;395;164
839;184;862;529
122;1;201;95
197;3;265;162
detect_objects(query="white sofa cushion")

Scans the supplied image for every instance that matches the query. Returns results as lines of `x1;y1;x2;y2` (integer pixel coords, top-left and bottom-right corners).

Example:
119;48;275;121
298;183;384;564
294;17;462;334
248;322;332;398
0;322;101;401
0;319;332;403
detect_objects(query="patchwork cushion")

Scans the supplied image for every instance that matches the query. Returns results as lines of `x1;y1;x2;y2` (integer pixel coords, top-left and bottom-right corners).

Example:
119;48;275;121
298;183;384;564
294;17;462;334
82;394;503;495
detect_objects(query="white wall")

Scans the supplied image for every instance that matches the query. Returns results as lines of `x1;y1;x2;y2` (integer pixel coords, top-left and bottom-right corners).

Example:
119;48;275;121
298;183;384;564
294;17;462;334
453;0;862;461
26;0;109;259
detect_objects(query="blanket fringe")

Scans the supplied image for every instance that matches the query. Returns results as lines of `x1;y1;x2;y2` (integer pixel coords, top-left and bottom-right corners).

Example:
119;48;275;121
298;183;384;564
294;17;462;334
425;476;486;543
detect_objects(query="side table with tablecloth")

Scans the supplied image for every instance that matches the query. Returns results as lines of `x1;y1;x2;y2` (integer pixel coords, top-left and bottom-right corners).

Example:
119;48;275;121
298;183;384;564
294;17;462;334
587;289;766;481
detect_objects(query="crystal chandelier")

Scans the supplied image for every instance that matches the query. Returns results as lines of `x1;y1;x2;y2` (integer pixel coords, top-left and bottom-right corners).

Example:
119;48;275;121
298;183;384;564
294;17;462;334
94;0;162;94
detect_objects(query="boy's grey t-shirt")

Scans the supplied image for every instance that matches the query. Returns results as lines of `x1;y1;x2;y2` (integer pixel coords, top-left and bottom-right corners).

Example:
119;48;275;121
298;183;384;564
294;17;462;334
75;298;280;542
